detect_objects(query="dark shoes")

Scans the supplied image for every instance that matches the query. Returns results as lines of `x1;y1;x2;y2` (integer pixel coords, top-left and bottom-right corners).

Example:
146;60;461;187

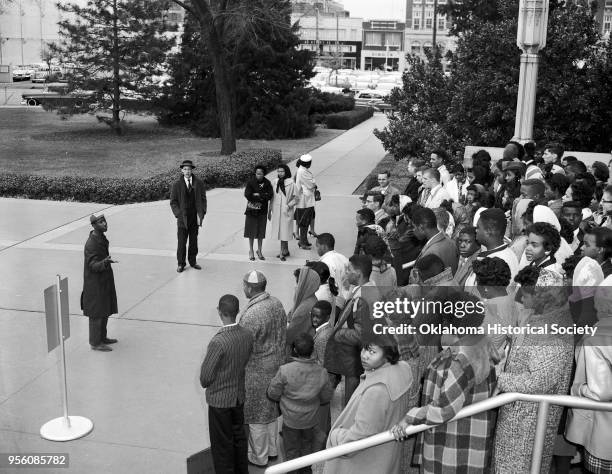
103;338;118;344
256;250;265;261
91;344;112;352
298;242;312;249
177;263;201;272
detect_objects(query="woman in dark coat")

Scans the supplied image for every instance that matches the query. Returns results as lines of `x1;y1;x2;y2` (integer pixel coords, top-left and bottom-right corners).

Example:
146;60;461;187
244;165;273;260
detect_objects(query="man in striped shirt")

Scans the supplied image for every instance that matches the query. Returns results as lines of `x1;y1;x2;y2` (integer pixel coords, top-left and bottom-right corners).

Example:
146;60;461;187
200;294;254;474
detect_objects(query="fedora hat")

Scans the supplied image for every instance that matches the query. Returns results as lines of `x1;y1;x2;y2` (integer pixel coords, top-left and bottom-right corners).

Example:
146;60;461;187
179;160;195;169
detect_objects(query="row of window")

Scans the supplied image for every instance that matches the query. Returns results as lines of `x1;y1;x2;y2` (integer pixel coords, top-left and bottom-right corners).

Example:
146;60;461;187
407;18;446;30
364;32;403;47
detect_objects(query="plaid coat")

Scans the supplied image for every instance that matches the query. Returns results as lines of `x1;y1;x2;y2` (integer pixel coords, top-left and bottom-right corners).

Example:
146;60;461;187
403;334;498;474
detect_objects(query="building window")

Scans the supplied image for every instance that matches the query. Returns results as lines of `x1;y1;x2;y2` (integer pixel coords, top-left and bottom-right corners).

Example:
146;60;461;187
411;44;421;54
413;18;420;30
425;18;433;29
365;32;384;46
438;16;446;30
385;32;402;47
604;15;612;33
414;0;422;3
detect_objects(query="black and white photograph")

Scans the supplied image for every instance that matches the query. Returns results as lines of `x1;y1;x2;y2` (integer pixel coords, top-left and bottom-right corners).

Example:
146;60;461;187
1;0;612;473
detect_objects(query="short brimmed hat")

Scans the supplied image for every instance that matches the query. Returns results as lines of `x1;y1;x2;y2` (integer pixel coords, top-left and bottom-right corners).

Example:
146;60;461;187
180;160;195;169
90;213;105;224
300;154;312;163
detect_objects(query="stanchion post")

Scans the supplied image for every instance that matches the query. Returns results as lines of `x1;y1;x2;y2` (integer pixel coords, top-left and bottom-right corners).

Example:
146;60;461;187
56;274;71;429
530;400;550;474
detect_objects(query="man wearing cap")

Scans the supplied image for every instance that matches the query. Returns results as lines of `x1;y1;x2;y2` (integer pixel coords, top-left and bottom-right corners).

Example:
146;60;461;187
238;271;287;467
81;214;118;352
170;160;207;272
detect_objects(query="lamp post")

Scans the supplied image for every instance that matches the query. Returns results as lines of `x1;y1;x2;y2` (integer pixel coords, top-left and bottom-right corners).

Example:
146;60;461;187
512;0;549;143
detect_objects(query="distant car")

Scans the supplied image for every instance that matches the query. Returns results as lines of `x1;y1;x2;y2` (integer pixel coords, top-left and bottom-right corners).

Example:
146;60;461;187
21;83;93;106
12;68;30;81
31;70;49;83
353;90;393;112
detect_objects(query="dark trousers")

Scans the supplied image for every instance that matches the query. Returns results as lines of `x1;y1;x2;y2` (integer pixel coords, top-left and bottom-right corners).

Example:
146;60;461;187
295;207;313;245
208;404;249;474
88;317;108;346
177;212;199;266
282;424;314;474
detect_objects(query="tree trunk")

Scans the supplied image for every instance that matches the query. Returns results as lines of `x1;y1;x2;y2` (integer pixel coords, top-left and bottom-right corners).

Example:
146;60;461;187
201;23;236;155
111;0;122;135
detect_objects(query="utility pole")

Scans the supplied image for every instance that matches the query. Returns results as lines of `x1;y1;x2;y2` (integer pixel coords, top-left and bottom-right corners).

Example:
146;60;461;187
432;0;438;55
315;7;320;65
19;0;24;65
336;12;339;73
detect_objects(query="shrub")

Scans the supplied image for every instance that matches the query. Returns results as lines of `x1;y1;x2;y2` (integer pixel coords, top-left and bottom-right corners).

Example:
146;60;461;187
309;90;354;115
0;149;282;204
326;107;374;130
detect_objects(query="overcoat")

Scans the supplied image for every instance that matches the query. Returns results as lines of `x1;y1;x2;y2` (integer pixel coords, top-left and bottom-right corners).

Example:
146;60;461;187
295;166;316;208
238;291;287;424
81;231;118;319
494;308;574;473
269;178;297;241
323;361;413;474
169;175;207;228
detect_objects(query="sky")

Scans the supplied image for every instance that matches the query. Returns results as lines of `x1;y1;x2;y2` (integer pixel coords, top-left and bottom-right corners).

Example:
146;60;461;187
341;0;406;21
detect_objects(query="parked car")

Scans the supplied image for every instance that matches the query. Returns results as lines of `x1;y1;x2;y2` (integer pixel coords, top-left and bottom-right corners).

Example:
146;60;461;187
12;67;31;81
21;83;93;106
353;90;393;112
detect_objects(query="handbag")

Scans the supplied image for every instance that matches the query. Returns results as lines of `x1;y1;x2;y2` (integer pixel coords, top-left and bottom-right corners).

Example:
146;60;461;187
246;201;262;211
314;188;321;202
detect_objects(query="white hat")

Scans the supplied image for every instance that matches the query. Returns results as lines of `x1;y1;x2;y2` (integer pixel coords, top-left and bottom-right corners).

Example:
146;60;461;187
399;195;412;211
300;154;312;163
243;270;266;285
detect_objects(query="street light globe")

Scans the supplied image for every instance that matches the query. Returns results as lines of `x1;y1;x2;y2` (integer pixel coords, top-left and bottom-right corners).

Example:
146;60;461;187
516;0;550;53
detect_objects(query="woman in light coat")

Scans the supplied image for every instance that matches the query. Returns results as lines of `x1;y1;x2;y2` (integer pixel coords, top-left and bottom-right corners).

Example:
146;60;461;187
295;154;317;249
323;338;413;474
565;280;612;474
269;164;297;261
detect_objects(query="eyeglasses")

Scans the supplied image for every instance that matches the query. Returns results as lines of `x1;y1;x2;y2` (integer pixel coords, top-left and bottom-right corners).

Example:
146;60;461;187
602;200;612;204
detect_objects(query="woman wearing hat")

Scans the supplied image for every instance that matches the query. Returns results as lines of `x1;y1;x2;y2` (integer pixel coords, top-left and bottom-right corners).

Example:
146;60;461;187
244;165;273;261
295;154;317;249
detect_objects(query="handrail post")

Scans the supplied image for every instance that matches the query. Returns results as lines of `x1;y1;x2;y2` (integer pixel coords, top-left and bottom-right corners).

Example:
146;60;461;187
530;400;550;474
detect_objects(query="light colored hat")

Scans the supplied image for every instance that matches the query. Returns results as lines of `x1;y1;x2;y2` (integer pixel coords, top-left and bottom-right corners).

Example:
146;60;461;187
90;213;105;224
570;256;604;303
300;154;312;163
399;195;412;211
533;205;561;231
243;270;266;285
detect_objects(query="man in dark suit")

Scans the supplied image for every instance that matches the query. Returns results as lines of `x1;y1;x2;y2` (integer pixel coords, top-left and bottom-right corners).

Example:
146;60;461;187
410;206;459;281
403;158;424;204
81;214;118;352
170;160;207;272
200;294;254;474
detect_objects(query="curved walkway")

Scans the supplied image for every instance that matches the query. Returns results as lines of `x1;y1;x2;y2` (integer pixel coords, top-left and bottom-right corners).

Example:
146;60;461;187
0;114;388;473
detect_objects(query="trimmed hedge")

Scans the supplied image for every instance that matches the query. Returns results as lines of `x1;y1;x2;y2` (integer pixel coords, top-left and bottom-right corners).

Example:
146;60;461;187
325;107;374;130
309;90;355;115
0;149;282;204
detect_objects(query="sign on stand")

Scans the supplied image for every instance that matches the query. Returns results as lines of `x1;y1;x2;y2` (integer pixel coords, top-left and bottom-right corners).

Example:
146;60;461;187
40;275;93;442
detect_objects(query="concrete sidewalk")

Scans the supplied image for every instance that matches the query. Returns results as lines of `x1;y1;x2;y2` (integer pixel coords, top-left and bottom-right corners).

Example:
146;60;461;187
0;114;388;473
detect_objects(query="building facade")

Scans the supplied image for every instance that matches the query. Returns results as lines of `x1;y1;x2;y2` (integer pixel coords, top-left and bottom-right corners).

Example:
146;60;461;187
404;0;456;64
292;12;363;69
360;20;406;71
0;0;184;67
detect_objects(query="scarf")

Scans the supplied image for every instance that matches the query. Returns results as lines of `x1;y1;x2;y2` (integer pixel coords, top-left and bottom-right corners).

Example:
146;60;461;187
276;178;286;196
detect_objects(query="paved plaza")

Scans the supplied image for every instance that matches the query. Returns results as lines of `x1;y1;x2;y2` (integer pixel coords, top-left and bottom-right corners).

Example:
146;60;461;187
0;115;388;473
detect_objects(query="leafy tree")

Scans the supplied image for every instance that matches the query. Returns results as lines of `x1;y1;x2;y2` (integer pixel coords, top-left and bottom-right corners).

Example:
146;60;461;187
375;0;612;158
161;0;316;140
168;0;307;153
50;0;176;134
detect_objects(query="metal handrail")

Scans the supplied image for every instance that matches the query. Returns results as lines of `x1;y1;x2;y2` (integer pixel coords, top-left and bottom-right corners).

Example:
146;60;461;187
265;393;612;474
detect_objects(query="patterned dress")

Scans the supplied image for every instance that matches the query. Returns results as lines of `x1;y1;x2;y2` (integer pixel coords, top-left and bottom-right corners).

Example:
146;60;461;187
493;307;574;473
238;292;287;424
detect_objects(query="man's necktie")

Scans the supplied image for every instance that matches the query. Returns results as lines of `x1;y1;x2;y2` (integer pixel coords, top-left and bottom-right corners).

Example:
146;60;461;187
187;179;192;192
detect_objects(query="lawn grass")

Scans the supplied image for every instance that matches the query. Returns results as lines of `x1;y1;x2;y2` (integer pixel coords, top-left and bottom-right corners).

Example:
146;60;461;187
354;153;411;195
0;108;343;177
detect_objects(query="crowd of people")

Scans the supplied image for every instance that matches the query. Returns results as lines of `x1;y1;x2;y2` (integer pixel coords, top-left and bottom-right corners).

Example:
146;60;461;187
197;144;612;474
